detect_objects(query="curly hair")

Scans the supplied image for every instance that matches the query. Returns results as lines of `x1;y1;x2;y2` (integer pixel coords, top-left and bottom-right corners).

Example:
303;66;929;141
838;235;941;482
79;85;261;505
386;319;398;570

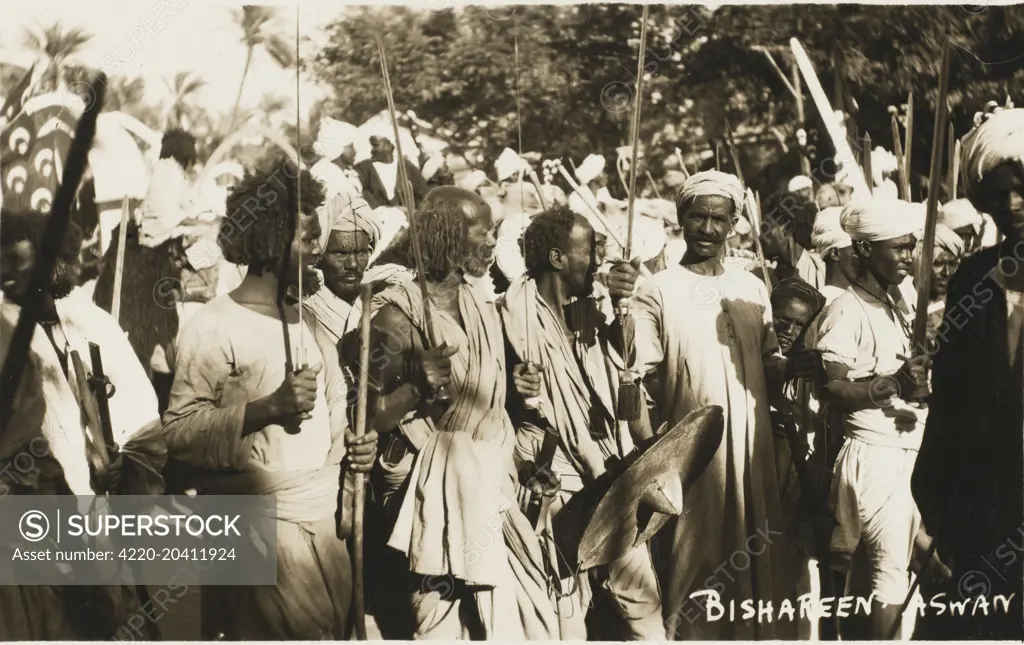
1;209;82;260
387;187;478;282
218;156;325;270
522;204;579;278
159;128;198;169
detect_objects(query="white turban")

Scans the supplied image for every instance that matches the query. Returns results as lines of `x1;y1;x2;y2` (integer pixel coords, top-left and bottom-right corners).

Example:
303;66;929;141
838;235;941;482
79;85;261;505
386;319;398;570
575;154;606;185
459;169;489;192
421;153;445;182
960;108;1024;208
840;199;922;242
787;175;813;193
317;192;378;252
370;206;407;264
313;117;359;161
940;198;983;233
812;206;853;255
871;146;898;185
495;147;530;183
676;170;745;219
933;223;965;258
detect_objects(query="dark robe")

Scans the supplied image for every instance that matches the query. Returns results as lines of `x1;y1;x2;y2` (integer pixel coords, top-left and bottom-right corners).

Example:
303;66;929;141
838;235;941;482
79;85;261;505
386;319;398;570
911;241;1024;640
354;158;428;209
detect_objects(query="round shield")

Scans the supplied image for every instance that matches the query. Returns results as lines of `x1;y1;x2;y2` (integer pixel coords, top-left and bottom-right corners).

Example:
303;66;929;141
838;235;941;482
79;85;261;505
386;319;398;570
552;405;725;572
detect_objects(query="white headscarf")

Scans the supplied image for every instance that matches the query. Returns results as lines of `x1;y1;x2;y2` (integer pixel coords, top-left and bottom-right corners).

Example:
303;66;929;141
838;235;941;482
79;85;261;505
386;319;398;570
575;154;606;185
840;199;922;242
939;198;984;233
313;117;359;161
676;170;745;219
812;206;853;255
933;223;965;258
495;148;529;183
960;108;1024;208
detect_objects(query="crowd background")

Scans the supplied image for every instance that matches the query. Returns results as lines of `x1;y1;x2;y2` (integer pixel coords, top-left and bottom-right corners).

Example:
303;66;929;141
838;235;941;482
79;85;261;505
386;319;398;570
2;4;1022;202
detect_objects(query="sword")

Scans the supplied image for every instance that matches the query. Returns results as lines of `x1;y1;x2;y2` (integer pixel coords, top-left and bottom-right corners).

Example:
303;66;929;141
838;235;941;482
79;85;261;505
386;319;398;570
790;39;870;197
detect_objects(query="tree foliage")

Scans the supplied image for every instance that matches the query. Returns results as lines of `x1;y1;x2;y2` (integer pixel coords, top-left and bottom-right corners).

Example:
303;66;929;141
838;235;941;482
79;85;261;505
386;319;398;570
310;4;1024;194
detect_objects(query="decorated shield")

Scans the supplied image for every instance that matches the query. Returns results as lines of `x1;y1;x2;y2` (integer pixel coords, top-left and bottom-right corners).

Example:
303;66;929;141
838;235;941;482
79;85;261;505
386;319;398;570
2;90;84;212
552;405;725;572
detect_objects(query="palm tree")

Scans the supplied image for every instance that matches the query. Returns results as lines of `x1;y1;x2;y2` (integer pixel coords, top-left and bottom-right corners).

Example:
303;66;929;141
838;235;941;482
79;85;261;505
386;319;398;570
163;71;206;130
106;75;147;112
227;6;294;133
22;22;92;91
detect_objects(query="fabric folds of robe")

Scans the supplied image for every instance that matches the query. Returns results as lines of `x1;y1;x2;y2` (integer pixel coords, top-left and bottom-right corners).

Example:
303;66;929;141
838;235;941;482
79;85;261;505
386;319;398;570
631;264;797;640
0;301;93;494
162;295;353;639
498;276;630;489
377;274;558;640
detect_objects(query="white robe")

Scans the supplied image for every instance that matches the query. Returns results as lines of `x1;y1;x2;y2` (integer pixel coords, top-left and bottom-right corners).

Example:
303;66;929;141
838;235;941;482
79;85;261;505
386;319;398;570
631;263;798;640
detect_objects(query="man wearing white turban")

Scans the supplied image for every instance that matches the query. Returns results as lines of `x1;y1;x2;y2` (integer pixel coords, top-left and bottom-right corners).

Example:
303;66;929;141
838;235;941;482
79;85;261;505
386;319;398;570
912;108;1024;640
938;198;984;256
304;193;379;345
494;147;544;215
607;170;819;640
811;199;944;640
811;206;855;304
567;154;617;222
311;117;363;201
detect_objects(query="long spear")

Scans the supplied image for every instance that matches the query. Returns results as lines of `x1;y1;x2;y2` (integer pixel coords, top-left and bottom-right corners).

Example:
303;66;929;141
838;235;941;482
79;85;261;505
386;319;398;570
724;117;772;292
110;195;130;323
376;37;451;404
889;38;952;638
615;4;650;428
0;72;105;433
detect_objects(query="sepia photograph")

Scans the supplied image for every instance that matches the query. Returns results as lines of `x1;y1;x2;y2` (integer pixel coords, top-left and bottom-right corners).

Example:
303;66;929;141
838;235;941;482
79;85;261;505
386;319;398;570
0;0;1022;641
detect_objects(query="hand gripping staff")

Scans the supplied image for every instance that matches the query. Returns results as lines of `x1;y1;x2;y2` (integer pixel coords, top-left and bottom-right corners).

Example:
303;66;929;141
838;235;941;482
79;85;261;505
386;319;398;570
376;37;452;405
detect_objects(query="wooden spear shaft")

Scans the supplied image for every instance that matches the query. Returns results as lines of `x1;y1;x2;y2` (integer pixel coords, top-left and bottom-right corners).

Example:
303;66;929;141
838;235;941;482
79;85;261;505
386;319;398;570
111;195;130;324
352;283;372;640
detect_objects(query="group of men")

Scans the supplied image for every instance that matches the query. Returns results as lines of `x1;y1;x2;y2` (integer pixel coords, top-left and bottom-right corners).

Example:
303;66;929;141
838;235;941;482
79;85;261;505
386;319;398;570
0;100;1021;642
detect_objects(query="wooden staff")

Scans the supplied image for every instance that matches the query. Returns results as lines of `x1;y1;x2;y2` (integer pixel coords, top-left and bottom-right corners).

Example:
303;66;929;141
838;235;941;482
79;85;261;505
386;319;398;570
673;147;690;179
615;4;650;426
352;284;372;640
111;195;130;324
946;121;957;200
890;113;911;201
0;73;104;435
377;36;451;404
905;92;915;189
862;133;873;194
644;170;662;199
723;118;772;293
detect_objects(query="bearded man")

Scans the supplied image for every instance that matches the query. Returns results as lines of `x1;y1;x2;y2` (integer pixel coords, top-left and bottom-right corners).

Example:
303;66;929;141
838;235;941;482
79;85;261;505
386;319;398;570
912;108;1024;640
161;157;377;639
497;205;664;640
608;171;821;640
357;186;559;639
